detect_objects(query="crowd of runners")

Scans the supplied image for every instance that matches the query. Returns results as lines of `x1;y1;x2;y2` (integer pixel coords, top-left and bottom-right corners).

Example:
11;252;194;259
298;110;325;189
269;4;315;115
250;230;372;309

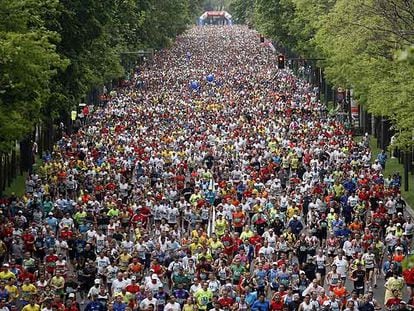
0;25;413;311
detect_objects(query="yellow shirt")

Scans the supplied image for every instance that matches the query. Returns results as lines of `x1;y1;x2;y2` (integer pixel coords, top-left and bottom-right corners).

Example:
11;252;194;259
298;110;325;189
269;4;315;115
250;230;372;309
134;227;142;240
189;193;202;205
214;219;227;236
286;206;299;219
0;271;15;281
21;283;37;299
209;240;224;251
182;304;197;311
5;284;18;299
50;276;65;288
194;288;213;310
189;243;202;255
240;230;254;241
118;253;132;271
22;304;40;311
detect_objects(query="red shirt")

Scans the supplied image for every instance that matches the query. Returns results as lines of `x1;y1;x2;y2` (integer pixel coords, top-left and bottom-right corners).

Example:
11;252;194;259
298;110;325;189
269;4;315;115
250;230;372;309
60;230;73;241
176;175;185;190
22;233;35;250
221;235;234;250
126;284;140;294
403;268;414;285
44;254;59;273
218;296;234;308
150;264;163;276
132;214;147;226
271;300;284;311
386;297;401;308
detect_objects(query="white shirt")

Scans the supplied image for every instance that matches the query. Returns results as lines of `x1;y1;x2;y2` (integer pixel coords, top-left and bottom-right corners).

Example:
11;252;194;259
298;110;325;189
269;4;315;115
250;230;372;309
146;280;163;294
140;297;158;310
88;285;100;298
164;302;181;311
333;257;348;277
96;256;110;274
190;283;202;295
342;240;354;257
112;278;127;294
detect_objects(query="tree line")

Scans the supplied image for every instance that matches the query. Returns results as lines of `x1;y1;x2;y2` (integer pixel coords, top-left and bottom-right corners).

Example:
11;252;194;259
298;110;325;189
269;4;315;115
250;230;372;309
230;0;414;150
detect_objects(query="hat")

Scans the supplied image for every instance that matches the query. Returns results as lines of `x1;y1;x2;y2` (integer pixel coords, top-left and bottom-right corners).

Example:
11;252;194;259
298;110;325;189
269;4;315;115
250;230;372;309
398;212;403;216
2;264;9;268
94;279;101;284
68;293;75;298
131;276;136;281
272;262;278;265
48;212;53;216
151;274;158;279
396;223;401;226
396;246;403;251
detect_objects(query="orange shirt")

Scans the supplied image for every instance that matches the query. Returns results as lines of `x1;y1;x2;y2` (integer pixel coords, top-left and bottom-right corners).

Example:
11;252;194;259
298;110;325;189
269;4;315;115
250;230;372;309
393;254;404;263
232;211;245;228
129;263;143;273
333;286;347;299
349;222;363;232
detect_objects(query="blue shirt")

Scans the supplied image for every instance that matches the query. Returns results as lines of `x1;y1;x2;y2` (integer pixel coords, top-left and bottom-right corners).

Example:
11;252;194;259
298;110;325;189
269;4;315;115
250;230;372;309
113;302;126;311
251;299;270;311
246;291;258;306
0;289;9;301
46;217;58;231
85;301;105;311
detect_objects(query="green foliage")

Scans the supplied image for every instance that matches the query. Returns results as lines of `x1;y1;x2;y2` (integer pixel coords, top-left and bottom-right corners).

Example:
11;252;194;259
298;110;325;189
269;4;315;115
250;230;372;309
288;0;335;57
243;0;414;149
229;0;255;24
0;0;67;152
314;0;414;149
253;0;296;48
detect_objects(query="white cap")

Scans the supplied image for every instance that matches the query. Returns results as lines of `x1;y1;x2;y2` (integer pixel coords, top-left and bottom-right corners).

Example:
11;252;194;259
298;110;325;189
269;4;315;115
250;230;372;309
94;279;101;284
151;274;158;279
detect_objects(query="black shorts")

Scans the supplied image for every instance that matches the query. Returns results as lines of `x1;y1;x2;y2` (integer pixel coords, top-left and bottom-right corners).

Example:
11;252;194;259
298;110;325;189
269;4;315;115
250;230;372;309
317;268;326;276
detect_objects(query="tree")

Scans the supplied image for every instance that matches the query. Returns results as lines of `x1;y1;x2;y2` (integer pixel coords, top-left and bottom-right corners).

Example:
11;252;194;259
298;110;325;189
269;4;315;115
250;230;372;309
287;0;335;57
229;0;255;25
253;0;296;48
314;0;414;148
0;0;67;151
